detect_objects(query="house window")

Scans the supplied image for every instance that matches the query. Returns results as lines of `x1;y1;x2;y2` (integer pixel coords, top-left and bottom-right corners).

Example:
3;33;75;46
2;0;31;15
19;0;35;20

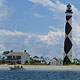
17;56;21;59
8;61;10;63
13;61;15;64
7;56;12;59
17;60;21;64
13;56;15;59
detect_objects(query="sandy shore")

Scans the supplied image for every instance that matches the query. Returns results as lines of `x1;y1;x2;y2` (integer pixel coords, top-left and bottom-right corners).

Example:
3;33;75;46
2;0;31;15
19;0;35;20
1;64;80;71
23;65;80;71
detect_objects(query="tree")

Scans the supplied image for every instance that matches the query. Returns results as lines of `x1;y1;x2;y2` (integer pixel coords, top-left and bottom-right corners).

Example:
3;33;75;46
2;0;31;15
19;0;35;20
3;51;9;55
41;56;43;59
33;56;39;58
1;57;6;64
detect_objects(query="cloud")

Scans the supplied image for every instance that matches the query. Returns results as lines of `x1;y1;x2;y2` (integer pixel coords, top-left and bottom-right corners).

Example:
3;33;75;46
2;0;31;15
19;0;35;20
49;26;61;31
28;0;80;58
72;5;80;20
49;26;57;31
38;30;64;45
0;0;10;20
0;29;24;52
0;0;80;59
28;0;66;12
0;29;24;36
0;0;65;57
28;0;80;23
28;0;55;7
0;44;5;51
34;13;44;18
23;30;64;58
0;29;64;58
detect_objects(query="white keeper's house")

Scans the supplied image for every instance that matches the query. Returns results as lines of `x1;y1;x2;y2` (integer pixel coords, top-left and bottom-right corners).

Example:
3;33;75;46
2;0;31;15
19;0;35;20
6;50;30;64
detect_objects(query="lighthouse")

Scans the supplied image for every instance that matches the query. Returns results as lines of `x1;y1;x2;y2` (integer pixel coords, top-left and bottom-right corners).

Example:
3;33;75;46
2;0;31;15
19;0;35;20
63;4;73;64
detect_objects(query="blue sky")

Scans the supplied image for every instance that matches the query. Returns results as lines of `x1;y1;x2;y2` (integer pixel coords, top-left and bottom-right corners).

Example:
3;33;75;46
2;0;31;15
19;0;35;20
0;0;80;59
2;0;65;33
3;0;79;33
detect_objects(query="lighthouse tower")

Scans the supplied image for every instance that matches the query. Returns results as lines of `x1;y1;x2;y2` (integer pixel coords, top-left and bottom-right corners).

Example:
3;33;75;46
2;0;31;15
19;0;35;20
63;4;73;64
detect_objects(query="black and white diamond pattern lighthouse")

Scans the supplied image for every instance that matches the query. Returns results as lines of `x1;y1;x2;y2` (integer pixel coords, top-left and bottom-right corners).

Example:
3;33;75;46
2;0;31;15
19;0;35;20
63;4;73;64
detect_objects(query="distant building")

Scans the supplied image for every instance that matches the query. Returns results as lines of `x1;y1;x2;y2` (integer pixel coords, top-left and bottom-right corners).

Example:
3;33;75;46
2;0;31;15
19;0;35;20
50;57;63;65
6;50;30;64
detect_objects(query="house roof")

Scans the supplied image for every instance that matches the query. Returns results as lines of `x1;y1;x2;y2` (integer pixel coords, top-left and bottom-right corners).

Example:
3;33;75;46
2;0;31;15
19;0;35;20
51;57;62;62
6;52;30;56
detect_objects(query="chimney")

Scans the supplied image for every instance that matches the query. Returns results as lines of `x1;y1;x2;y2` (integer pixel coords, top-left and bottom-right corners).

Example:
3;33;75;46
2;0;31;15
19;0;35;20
24;50;26;53
11;50;13;53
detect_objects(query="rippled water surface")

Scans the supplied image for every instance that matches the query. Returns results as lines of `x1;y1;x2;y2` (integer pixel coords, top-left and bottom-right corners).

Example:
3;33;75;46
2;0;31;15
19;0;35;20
0;70;80;80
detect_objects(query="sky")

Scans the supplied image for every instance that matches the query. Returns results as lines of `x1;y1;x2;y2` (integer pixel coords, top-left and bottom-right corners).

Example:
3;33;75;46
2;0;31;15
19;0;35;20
0;0;80;59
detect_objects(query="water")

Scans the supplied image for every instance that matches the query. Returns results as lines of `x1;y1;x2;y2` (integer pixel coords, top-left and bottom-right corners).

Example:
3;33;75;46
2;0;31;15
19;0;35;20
0;70;80;80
